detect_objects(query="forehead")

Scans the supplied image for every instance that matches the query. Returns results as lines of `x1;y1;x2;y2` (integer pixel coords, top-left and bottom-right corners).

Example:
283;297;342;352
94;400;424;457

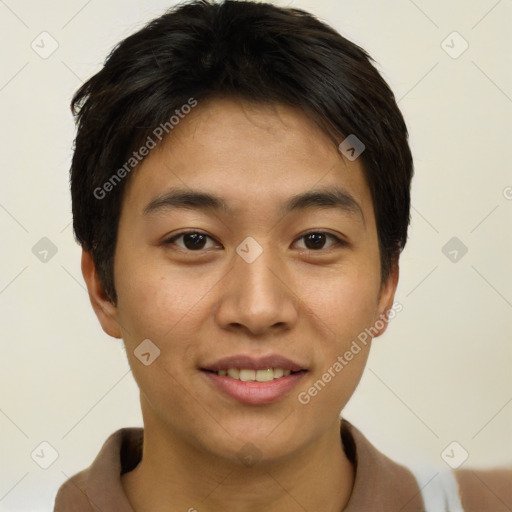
121;97;374;224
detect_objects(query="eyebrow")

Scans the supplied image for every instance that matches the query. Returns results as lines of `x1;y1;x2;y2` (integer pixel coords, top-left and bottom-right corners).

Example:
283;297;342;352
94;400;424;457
143;186;365;223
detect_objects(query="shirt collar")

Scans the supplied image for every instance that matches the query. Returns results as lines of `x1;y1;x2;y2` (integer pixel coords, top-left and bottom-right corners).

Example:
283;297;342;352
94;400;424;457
56;420;423;511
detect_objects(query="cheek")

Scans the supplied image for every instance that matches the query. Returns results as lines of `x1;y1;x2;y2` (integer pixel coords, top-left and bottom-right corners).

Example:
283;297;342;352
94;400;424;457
293;264;379;408
115;255;217;340
114;266;208;411
114;260;229;397
298;262;381;340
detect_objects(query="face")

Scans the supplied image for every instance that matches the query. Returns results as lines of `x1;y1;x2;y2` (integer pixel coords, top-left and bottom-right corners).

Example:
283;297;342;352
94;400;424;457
84;97;398;464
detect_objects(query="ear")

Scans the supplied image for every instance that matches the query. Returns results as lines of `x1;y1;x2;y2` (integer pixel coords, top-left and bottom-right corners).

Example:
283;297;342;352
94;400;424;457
81;249;122;339
372;259;400;338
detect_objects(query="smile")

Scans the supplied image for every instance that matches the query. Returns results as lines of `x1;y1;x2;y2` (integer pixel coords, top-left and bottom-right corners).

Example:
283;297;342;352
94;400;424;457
207;368;294;381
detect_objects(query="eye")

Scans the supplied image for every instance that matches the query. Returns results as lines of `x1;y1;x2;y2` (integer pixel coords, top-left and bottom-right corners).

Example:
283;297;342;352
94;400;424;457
163;230;345;252
294;231;345;251
164;231;220;251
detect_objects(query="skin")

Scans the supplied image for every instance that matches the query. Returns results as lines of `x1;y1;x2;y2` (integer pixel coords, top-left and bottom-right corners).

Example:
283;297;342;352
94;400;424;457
82;96;399;512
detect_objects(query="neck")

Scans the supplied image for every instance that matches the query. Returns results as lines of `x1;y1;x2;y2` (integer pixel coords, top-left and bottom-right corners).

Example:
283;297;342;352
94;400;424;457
122;411;354;512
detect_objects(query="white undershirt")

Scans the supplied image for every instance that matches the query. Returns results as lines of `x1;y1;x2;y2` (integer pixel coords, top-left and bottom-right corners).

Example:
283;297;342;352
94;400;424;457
408;465;465;512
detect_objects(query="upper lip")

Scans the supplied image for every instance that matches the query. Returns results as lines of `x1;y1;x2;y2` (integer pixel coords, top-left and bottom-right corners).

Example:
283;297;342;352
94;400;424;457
202;354;306;372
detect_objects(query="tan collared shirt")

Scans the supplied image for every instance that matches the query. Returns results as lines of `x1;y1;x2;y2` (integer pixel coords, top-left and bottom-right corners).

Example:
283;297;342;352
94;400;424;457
54;421;511;511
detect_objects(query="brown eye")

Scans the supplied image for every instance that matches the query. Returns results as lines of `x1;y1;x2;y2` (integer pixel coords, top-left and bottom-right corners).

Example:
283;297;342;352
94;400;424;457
165;231;220;251
295;231;344;251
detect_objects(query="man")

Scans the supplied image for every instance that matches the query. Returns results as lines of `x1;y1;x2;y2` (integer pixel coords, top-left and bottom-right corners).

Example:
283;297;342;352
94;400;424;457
54;1;511;510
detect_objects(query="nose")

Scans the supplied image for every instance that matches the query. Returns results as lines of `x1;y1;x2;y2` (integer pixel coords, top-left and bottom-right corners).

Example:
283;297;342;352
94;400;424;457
214;241;299;337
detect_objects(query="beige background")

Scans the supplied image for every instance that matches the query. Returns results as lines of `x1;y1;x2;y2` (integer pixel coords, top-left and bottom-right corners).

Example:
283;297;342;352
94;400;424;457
1;0;511;510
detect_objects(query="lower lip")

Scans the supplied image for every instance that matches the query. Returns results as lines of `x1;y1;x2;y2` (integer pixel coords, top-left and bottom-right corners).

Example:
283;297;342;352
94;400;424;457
201;370;306;405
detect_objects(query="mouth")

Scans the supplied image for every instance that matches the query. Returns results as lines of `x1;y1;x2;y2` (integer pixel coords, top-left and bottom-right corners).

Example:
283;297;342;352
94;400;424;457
203;367;302;381
200;354;308;405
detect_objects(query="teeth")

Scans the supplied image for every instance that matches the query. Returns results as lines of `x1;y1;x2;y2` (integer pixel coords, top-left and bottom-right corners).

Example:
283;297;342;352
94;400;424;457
216;368;294;381
256;369;274;382
273;368;284;378
239;369;256;381
227;368;239;379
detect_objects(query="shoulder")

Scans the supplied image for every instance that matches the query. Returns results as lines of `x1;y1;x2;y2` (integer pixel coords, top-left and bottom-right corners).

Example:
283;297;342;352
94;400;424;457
53;427;143;511
343;420;512;511
341;421;425;511
53;468;93;511
456;466;512;512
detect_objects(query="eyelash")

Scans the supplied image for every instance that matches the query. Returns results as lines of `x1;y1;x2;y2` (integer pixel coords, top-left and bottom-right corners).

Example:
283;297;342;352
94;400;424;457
163;230;346;253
